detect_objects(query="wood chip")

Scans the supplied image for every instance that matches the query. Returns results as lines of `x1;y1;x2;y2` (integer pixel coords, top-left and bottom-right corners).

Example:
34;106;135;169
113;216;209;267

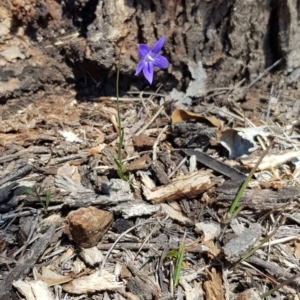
62;271;124;294
160;203;193;225
241;150;300;170
13;279;55;300
0;225;56;298
142;170;212;203
110;200;160;219
203;268;225;300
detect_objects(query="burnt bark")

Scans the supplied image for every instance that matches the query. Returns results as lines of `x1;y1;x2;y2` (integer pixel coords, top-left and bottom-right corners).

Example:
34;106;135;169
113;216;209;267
0;0;299;101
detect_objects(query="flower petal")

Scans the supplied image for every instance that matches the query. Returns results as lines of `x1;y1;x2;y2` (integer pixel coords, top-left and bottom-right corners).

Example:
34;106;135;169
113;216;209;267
135;60;146;75
151;36;165;54
143;62;154;84
138;44;151;58
153;54;169;69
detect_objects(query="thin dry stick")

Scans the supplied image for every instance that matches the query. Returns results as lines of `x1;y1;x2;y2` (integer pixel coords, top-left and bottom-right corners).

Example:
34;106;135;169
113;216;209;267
93;91;162;107
241;261;281;285
217;108;246;122
246;256;300;286
260;235;299;247
168;157;187;179
44;32;80;48
222;268;231;300
232;216;287;268
231;108;267;150
98;242;155;250
225;78;246;104
136;100;172;135
217;105;267;150
95;96;149;102
169;262;174;297
128;91;167;97
247;58;282;89
260;273;300;298
99;218;158;276
13;234;40;258
19;214;39;258
205;87;232;94
134;222;160;260
274;121;299;150
153;125;169;162
265;84;274;123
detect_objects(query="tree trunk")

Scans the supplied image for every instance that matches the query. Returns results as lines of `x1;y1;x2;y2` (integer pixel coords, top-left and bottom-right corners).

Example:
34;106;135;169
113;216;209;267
0;0;299;102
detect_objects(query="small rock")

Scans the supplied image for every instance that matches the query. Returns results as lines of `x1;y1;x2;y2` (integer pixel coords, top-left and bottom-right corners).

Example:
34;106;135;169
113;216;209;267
80;247;103;266
222;223;261;262
65;207;113;248
195;221;221;241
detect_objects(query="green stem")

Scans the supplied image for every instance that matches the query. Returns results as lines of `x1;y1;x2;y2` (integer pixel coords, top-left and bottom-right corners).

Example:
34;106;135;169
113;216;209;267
259;272;300;298
116;54;122;163
228;138;275;217
232;216;286;268
115;42;127;180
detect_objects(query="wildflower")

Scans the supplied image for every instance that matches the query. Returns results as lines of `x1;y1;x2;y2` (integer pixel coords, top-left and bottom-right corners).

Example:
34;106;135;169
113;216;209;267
135;35;169;84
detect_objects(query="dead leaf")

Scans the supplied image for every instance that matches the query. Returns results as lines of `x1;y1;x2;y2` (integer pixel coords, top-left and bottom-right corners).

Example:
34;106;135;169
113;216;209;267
171;108;222;129
132;133;157;148
126;154;149;171
219;127;270;159
202;240;221;258
88;144;106;156
294;241;300;259
38;266;73;286
219;129;256;159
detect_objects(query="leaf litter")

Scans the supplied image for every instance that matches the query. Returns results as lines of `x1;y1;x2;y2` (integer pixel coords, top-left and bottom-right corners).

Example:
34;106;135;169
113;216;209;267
1;64;300;300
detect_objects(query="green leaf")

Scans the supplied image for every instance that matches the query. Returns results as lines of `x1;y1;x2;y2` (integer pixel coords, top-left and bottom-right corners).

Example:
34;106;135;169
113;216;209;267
24;187;37;198
173;242;185;287
166;250;179;258
45;191;51;209
228;139;275;218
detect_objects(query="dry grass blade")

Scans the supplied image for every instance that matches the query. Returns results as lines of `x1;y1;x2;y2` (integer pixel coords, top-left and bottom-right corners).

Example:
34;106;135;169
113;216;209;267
98;218;158;276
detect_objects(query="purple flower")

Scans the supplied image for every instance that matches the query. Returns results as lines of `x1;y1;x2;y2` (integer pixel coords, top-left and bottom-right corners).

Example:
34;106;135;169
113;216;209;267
135;36;169;84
